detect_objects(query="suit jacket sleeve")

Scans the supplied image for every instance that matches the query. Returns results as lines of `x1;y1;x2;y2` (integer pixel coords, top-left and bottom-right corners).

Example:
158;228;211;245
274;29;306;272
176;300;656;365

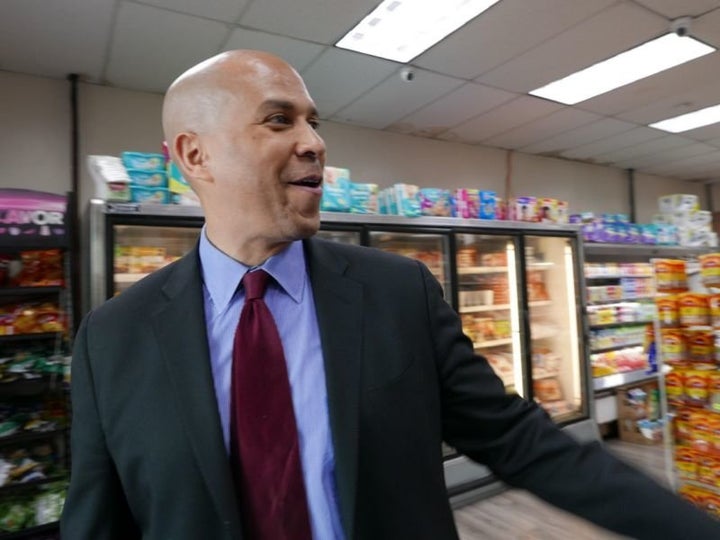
60;311;141;539
419;264;720;539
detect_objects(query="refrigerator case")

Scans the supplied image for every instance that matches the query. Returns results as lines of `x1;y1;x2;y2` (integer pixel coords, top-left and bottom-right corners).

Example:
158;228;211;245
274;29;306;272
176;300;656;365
88;203;595;502
319;213;595;502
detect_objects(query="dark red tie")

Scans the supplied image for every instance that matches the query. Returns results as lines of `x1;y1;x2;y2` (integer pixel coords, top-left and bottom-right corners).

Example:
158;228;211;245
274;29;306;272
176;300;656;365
230;269;313;540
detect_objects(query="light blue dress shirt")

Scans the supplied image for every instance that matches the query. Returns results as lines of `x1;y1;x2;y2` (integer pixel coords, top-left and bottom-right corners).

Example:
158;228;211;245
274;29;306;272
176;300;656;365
198;230;345;540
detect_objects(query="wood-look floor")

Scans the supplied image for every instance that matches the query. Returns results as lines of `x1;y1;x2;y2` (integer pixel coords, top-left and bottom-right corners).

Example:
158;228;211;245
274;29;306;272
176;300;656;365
453;439;669;540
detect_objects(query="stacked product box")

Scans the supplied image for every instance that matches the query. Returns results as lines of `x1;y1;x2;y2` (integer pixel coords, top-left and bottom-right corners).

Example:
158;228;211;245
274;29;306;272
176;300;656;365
572;213;666;245
654;194;717;248
121;152;170;204
508;196;569;224
321;167;379;214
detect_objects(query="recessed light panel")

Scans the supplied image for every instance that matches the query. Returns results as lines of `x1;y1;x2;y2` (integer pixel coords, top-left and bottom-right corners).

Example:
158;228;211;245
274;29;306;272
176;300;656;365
529;34;715;105
335;0;501;63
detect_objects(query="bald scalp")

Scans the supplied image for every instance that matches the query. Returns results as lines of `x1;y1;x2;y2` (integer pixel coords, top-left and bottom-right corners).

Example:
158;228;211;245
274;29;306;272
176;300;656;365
161;50;303;153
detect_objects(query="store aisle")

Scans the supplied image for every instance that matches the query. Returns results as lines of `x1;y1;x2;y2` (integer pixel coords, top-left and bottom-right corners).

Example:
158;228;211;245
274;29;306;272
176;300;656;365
453;440;667;540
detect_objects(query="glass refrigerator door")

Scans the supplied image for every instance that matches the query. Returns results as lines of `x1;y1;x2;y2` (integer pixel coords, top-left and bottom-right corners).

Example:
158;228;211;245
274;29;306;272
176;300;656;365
455;233;525;396
367;230;451;302
316;228;361;245
111;224;200;298
524;235;587;424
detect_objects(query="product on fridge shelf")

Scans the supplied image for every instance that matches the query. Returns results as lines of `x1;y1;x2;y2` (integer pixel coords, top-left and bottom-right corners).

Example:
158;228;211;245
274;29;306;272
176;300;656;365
321;167;351;212
653;259;688;293
167;160;200;206
509;196;537;222
452;189;480;219
392;183;422;217
130;186;171;205
417;188;452;217
478;191;497;219
120;152;166;171
349;183;379;214
87;155;132;202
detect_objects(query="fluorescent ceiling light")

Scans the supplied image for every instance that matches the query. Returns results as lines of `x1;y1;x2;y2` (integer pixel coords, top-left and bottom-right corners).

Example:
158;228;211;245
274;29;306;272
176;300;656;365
335;0;501;63
529;33;715;105
649;103;720;133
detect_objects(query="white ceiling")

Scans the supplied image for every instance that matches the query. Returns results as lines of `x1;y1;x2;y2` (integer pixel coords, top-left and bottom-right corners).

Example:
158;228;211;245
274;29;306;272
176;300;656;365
3;0;720;181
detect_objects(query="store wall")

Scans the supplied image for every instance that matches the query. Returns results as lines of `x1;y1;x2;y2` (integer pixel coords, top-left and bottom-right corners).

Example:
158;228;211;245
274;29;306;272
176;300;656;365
0;71;71;194
0;69;709;222
78;82;164;213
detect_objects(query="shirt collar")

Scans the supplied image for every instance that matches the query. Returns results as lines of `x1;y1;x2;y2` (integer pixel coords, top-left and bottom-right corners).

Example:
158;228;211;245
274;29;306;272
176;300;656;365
199;226;306;313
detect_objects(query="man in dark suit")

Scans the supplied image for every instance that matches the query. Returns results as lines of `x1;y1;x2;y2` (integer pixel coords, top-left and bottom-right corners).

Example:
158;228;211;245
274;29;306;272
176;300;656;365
61;50;720;539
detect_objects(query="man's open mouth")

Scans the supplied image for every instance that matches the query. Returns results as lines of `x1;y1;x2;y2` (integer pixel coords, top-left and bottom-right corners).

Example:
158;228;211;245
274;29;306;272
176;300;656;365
289;175;323;188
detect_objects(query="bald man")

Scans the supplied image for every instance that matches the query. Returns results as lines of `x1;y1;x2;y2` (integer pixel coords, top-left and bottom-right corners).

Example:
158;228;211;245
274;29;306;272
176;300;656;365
61;50;720;539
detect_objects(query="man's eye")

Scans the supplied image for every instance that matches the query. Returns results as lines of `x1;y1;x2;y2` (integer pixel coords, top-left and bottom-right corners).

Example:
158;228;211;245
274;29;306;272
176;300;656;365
268;114;291;125
309;119;320;130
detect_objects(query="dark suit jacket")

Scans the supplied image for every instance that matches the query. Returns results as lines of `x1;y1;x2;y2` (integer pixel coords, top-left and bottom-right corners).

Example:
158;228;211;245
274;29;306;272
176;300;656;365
61;237;720;539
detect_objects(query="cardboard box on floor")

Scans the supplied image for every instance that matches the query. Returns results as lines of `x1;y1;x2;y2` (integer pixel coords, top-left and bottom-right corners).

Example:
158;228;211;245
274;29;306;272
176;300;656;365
616;380;663;446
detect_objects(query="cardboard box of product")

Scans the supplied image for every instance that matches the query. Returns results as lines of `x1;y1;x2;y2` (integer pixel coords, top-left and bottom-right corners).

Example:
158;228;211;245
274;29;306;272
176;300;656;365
616;381;663;445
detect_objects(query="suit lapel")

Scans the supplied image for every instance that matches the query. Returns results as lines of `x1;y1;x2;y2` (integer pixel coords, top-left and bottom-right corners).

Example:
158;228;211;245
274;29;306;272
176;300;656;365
151;246;242;535
305;238;363;540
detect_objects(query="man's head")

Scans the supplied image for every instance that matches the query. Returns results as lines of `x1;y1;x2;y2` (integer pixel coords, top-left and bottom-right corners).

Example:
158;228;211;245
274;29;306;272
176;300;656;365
162;50;326;264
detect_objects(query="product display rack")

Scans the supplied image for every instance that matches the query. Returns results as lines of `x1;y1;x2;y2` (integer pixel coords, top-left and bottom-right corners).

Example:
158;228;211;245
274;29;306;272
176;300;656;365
584;244;709;395
0;234;71;537
653;255;720;519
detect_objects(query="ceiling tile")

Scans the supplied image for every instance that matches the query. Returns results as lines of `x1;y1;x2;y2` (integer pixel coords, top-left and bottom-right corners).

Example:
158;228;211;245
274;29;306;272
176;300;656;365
631;0;720;18
389;83;517;137
301;48;399;118
682;121;720;143
561;127;665;160
106;2;229;93
440;96;563;144
331;69;464;130
693;7;720;48
223;28;324;72
618;142;718;169
0;0;115;81
239;0;379;44
589;134;692;165
478;2;667;93
521;118;637;155
642;152;720;176
482;108;600;149
139;0;250;22
616;73;720;125
415;0;616;79
579;53;720;118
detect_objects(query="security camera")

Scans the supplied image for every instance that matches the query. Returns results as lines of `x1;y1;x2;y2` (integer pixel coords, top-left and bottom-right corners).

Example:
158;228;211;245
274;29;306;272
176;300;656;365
670;16;692;37
400;68;415;82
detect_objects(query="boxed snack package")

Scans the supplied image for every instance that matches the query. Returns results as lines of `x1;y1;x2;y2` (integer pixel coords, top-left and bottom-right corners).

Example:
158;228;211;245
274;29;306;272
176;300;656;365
167;161;199;206
349;182;379;214
121;152;166;171
453;188;480;219
659;194;699;214
87;155;131;202
393;183;422;217
509;196;537;222
321;167;351;212
479;190;497;220
418;188;452;217
537;197;557;223
126;169;168;188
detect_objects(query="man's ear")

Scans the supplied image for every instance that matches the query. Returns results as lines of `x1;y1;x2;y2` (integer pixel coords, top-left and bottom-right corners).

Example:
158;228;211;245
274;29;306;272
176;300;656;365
172;132;213;184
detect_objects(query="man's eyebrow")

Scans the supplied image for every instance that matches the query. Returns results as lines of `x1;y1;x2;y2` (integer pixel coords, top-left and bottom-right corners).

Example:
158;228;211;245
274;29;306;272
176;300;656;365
258;99;319;117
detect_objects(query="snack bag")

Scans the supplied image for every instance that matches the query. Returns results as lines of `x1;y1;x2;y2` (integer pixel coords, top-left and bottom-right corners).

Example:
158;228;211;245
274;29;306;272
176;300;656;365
699;253;720;288
321;167;351;212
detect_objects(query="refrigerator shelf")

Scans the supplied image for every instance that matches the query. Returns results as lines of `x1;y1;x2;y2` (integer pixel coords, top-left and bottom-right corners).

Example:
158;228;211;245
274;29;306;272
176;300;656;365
592;369;657;391
473;338;513;349
460;304;510;313
589;320;654;329
115;272;150;284
458;266;508;275
586;296;655;306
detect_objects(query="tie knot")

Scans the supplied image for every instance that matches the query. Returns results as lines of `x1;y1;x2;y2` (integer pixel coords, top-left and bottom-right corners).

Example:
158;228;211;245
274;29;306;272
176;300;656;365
242;269;269;300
